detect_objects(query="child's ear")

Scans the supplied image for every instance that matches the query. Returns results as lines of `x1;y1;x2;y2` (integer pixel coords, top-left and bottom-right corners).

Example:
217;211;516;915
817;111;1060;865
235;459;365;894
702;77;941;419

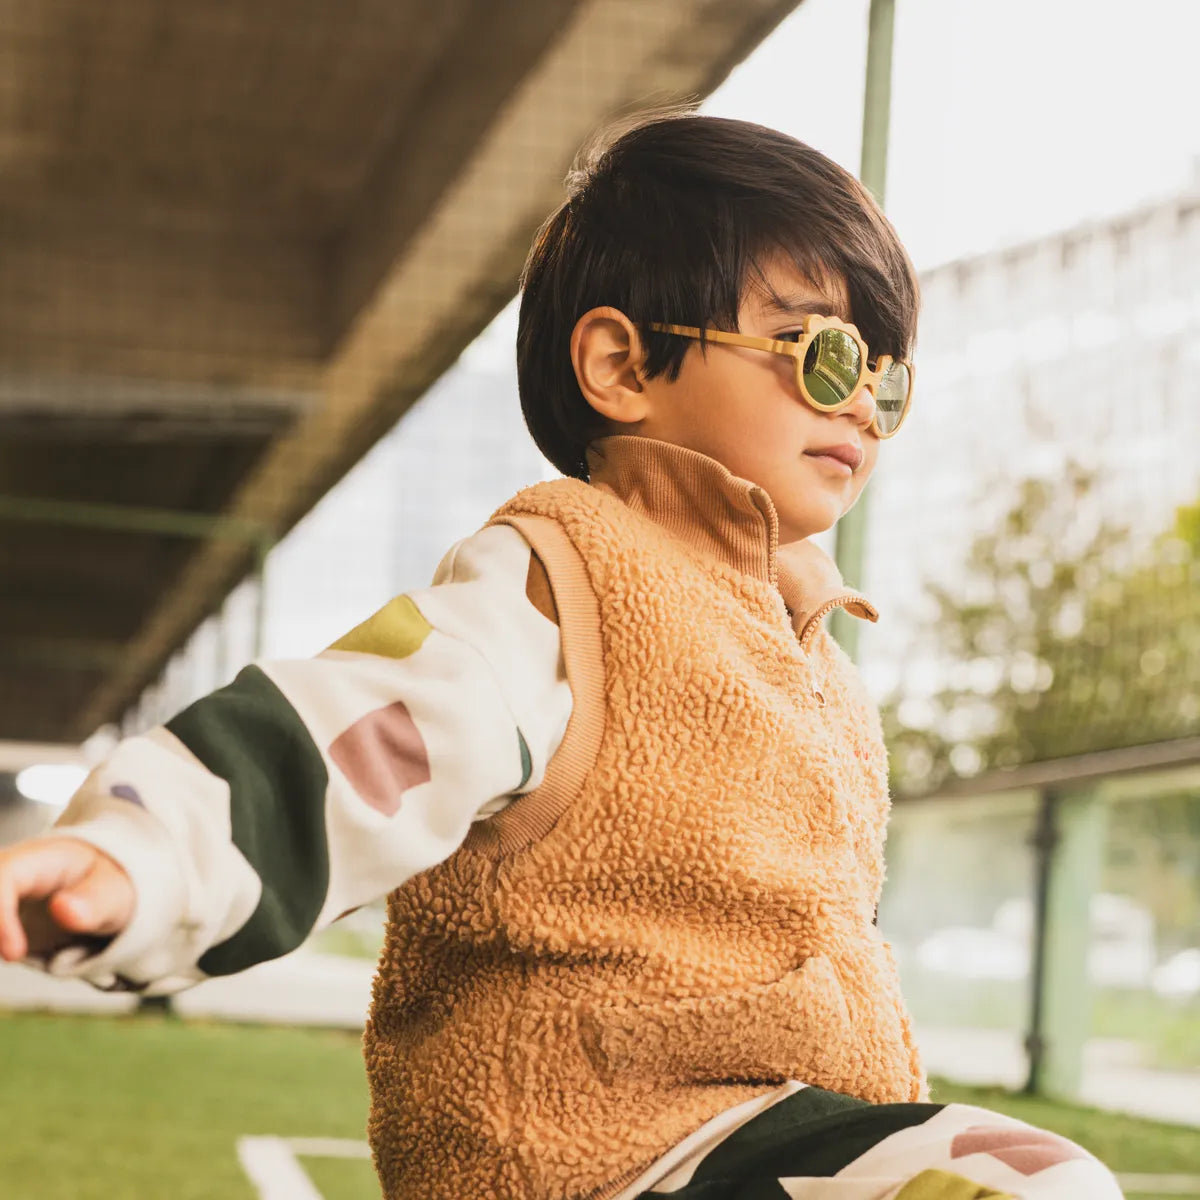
570;307;650;427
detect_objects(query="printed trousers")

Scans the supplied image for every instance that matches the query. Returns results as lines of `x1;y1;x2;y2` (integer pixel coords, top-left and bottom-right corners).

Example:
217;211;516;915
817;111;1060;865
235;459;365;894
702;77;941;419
632;1086;1125;1200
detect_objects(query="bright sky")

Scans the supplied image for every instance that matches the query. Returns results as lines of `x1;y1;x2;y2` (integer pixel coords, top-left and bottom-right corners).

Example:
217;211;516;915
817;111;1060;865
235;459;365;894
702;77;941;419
703;0;1200;270
244;2;1200;669
465;0;1200;372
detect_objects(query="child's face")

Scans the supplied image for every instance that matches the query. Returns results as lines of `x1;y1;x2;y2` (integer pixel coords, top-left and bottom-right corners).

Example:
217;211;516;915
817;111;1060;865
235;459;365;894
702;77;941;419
637;257;879;545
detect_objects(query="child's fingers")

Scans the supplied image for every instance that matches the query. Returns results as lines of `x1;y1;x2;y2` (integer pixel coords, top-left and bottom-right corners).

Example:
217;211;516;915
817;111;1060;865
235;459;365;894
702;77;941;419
0;870;28;961
47;855;134;937
0;840;131;960
16;897;79;959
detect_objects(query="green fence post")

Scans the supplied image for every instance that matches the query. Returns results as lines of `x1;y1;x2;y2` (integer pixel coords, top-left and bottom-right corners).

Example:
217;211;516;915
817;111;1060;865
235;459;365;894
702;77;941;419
1024;784;1107;1098
832;0;895;661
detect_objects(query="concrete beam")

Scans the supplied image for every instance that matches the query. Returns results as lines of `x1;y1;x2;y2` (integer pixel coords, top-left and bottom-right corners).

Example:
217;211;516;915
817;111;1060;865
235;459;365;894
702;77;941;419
0;372;313;428
328;0;581;344
0;742;88;773
0;210;325;390
72;0;801;738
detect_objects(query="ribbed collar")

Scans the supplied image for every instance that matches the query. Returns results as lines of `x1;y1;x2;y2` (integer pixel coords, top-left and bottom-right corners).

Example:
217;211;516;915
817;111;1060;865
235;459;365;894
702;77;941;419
585;434;877;642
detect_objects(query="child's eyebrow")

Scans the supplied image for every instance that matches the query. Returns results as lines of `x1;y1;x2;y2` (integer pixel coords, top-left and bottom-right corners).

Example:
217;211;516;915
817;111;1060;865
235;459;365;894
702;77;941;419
760;292;848;320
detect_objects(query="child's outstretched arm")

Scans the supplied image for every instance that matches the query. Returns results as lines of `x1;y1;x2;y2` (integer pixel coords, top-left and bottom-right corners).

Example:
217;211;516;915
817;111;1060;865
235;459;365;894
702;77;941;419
0;524;569;995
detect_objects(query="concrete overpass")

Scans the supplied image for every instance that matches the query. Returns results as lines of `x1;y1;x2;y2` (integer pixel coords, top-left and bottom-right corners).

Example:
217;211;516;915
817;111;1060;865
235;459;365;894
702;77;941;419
0;0;800;745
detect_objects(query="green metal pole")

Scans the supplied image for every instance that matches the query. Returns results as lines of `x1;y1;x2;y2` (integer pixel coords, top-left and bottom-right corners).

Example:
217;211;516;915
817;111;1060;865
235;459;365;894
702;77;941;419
831;0;895;661
252;535;273;660
1024;789;1058;1095
859;0;896;207
0;493;269;544
0;493;274;668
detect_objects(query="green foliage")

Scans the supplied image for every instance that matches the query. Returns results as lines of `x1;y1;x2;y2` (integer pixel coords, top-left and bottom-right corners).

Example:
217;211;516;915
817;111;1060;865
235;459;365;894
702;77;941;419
1106;792;1200;954
881;463;1200;797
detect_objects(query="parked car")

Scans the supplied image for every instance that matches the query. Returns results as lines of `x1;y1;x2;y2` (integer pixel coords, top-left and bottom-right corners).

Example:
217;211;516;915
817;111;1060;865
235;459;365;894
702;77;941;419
915;924;1028;981
1151;948;1200;1000
915;893;1156;988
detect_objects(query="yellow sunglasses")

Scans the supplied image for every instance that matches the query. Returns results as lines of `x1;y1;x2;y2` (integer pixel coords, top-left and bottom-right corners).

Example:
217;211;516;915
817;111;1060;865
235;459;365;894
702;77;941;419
649;315;914;439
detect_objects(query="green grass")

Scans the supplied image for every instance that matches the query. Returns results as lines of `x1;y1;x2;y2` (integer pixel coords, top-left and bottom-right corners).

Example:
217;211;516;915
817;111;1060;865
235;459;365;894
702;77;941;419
0;1010;377;1200
0;1010;1196;1199
307;923;385;962
1092;991;1200;1071
302;1157;380;1199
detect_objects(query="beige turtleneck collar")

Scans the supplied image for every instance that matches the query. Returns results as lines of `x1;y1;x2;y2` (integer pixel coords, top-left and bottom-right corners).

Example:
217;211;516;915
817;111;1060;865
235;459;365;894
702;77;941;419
584;434;877;640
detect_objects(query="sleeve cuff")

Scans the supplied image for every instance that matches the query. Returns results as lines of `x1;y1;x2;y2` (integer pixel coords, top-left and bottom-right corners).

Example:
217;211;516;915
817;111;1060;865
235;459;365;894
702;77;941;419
37;811;191;989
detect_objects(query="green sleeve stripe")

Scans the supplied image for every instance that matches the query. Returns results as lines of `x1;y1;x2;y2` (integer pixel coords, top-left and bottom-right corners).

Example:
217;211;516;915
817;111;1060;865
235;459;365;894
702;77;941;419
166;665;330;976
517;730;532;790
690;1088;941;1183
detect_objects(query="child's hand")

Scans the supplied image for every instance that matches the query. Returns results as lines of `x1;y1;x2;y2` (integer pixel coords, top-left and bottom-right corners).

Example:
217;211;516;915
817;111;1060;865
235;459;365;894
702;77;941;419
0;838;134;961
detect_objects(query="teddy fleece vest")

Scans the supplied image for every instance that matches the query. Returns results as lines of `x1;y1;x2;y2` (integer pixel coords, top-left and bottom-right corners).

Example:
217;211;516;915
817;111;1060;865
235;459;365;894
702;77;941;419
363;436;924;1200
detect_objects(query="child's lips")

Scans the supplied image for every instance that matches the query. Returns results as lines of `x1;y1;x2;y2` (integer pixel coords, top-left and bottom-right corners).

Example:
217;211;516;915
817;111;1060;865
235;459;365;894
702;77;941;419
805;442;863;471
804;443;862;475
805;453;852;478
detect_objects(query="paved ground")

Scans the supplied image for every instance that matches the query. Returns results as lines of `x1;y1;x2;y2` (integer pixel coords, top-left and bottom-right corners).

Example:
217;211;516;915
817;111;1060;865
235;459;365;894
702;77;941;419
916;1025;1200;1126
2;953;1197;1126
0;946;373;1024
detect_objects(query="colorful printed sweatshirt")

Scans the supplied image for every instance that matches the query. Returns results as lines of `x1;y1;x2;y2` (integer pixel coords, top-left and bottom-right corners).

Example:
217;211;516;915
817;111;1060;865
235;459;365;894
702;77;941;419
36;516;571;992
34;434;924;1200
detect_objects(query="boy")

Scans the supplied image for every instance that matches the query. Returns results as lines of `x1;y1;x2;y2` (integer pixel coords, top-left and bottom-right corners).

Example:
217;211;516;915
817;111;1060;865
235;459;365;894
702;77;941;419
0;114;1123;1199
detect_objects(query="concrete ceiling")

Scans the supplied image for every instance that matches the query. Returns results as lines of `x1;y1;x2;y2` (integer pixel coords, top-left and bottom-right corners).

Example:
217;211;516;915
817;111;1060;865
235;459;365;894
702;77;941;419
0;0;801;744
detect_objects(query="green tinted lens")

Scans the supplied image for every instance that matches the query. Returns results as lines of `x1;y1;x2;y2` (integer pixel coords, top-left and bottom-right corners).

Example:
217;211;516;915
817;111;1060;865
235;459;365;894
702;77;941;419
801;329;861;408
874;362;911;435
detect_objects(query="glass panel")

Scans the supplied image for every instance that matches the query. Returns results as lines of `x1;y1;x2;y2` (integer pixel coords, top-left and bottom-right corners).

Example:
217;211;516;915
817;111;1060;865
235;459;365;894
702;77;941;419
1082;788;1200;1123
879;793;1038;1090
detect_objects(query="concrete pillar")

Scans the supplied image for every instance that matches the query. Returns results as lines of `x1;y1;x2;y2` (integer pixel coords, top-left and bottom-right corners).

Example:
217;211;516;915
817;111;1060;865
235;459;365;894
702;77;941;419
1025;784;1107;1098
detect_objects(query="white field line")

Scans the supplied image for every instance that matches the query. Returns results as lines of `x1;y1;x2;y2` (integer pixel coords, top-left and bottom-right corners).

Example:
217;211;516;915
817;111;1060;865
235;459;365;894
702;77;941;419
288;1137;372;1159
236;1137;325;1200
236;1136;373;1200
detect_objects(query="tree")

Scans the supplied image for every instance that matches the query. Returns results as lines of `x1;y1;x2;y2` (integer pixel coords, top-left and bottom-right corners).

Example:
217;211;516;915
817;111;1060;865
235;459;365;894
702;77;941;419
881;464;1200;799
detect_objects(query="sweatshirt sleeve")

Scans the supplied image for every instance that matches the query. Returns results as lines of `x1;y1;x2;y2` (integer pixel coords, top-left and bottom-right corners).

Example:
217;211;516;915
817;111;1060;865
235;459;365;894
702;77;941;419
33;522;572;996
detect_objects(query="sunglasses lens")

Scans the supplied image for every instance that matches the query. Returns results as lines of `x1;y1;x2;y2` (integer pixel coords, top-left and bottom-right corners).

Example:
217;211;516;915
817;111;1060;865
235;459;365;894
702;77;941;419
874;363;911;435
802;329;862;408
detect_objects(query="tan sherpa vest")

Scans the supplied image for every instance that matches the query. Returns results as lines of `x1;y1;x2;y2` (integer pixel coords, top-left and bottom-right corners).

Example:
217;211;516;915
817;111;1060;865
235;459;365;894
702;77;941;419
363;436;924;1200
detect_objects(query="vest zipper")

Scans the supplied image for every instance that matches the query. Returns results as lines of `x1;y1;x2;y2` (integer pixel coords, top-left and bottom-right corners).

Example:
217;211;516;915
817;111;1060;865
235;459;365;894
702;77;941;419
798;594;868;706
798;593;865;654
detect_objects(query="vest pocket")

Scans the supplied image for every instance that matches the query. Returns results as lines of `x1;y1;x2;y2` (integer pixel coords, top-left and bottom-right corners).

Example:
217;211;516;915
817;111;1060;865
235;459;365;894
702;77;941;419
575;954;854;1088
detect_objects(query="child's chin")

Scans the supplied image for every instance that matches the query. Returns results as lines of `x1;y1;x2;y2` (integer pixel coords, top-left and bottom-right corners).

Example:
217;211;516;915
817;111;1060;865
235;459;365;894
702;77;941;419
783;507;838;542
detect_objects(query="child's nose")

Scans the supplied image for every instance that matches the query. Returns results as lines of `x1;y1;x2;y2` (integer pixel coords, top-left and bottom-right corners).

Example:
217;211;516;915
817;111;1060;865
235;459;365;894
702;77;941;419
842;382;878;428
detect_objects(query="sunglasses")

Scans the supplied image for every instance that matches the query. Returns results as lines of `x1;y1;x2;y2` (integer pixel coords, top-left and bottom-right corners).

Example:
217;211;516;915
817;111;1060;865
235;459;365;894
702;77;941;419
648;315;914;439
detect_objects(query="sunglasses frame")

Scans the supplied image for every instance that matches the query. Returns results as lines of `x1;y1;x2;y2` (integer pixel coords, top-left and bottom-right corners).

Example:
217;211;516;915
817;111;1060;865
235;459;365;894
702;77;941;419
648;315;915;439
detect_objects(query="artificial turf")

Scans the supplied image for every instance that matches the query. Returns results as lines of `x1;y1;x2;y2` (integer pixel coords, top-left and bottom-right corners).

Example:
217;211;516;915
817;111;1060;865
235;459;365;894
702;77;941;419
0;1010;1196;1199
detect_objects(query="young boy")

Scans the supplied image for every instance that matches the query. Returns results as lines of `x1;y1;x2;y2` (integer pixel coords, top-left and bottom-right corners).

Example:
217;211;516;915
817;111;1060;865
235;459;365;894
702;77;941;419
0;114;1123;1199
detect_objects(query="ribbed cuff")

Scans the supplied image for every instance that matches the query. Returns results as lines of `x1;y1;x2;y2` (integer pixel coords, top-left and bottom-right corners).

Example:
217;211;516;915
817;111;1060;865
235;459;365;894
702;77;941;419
38;812;188;989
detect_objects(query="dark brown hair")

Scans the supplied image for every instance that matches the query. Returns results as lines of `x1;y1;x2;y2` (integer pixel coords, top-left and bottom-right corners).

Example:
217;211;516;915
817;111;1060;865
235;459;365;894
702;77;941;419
516;111;920;480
